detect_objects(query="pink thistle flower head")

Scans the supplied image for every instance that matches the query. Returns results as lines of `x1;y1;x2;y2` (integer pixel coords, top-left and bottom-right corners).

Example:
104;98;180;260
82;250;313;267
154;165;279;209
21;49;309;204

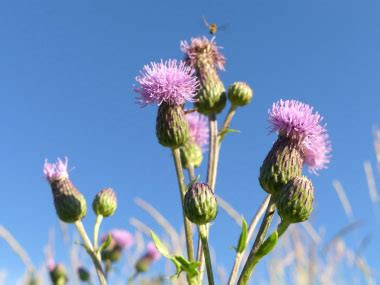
268;100;331;173
180;37;225;70
43;157;69;183
103;229;134;249
134;59;199;106
186;112;209;150
146;242;160;261
46;258;56;272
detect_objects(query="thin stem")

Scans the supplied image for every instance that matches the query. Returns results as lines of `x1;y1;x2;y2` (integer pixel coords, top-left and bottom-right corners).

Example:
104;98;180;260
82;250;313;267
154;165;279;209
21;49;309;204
237;195;277;285
199;225;215;285
219;105;237;143
228;195;271;285
207;113;218;189
93;215;103;252
74;221;107;285
171;148;195;261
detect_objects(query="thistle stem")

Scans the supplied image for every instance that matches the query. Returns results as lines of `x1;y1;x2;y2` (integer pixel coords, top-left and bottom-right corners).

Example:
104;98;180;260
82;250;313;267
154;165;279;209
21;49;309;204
171;148;195;261
227;195;271;285
74;221;107;285
237;195;277;285
219;105;237;143
93;215;103;253
199;225;215;285
207;113;218;189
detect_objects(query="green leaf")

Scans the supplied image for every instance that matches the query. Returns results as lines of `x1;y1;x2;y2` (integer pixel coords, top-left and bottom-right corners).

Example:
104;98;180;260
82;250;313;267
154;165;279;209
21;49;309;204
150;231;172;259
219;128;241;142
98;234;112;253
150;231;200;279
254;231;278;260
235;217;248;253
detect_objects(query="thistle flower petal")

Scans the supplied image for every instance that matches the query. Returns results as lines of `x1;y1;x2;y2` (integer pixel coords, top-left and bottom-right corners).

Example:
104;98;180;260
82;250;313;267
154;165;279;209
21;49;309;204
181;37;225;70
268;100;331;173
43;157;69;183
134;59;199;106
103;229;133;249
186;112;209;150
146;242;161;261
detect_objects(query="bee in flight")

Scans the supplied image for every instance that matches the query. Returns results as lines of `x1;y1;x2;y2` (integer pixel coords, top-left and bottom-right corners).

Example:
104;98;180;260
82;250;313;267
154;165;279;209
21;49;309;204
202;16;228;35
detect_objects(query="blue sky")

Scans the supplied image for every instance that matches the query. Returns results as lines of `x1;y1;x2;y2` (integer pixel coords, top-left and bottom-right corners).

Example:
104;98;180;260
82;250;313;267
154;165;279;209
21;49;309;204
1;0;380;283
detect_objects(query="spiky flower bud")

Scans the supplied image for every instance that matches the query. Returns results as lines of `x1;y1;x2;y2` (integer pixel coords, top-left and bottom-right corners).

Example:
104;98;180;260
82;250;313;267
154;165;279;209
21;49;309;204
44;158;87;223
181;37;227;115
49;264;68;285
77;267;90;282
277;176;314;223
92;188;117;217
101;229;133;263
259;137;303;195
227;81;253;107
195;80;227;115
156;103;189;148
180;141;203;168
184;183;217;225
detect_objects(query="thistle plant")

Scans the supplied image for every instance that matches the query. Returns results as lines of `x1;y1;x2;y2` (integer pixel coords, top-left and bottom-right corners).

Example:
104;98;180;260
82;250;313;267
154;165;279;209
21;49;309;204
43;157;120;285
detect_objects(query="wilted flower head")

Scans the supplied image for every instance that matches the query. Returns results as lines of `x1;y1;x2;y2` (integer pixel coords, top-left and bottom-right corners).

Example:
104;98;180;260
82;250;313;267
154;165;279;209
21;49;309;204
186;112;209;150
146;242;160;261
135;59;199;106
104;229;133;249
268;100;331;173
181;37;225;70
44;157;69;183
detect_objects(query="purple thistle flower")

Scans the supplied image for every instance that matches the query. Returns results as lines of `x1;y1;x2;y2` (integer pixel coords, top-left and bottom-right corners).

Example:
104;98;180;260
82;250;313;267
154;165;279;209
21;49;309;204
43;157;69;183
186;112;209;150
180;37;225;70
146;242;160;261
268;100;331;173
103;229;133;249
134;59;199;106
47;258;56;272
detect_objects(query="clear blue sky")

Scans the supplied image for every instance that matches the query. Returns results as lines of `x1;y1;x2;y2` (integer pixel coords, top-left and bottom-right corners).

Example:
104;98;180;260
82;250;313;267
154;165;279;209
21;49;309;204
1;0;380;284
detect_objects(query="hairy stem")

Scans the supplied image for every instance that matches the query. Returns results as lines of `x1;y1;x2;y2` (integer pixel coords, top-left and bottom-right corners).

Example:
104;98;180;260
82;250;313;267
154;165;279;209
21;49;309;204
171;148;196;284
74;221;107;285
199;225;215;285
237;195;277;285
228;195;271;285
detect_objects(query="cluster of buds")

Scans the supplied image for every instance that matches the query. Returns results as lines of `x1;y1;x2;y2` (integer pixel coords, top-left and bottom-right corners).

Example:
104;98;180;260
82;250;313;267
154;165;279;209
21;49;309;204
101;229;133;263
259;100;331;224
47;260;68;285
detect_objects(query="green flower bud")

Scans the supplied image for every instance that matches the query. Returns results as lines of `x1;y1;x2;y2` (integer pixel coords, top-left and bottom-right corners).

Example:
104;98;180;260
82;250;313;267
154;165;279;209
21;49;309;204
277;176;314;223
92;188;117;217
135;256;151;273
227;81;253;107
77;266;90;282
50;264;68;285
156;103;189;148
101;247;122;263
195;80;227;115
50;178;87;223
259;136;303;195
180;140;203;168
184;183;218;225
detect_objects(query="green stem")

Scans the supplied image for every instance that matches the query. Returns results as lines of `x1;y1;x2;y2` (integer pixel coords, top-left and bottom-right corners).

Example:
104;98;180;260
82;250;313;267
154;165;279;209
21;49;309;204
171;148;196;283
74;221;107;285
93;215;103;253
219;105;237;144
199;225;215;285
207;114;218;189
237;195;277;285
